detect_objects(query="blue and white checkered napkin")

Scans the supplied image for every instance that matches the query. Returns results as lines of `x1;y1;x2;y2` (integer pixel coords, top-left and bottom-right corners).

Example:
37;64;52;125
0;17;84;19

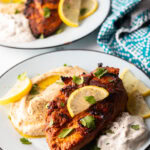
97;0;150;77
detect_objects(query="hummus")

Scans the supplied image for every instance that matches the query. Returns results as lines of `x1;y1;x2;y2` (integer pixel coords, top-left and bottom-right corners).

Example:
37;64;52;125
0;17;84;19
97;113;149;150
0;3;25;14
10;66;87;137
0;13;35;43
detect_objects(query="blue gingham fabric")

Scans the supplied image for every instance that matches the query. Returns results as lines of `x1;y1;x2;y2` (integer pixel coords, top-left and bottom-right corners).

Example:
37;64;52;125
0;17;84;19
97;0;150;77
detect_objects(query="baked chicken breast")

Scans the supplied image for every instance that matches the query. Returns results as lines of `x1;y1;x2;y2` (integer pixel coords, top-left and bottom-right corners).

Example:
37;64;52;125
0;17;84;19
45;66;128;150
24;0;62;38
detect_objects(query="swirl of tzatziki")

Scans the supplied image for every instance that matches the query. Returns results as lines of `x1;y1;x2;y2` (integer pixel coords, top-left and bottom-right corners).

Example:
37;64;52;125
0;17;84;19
97;112;149;150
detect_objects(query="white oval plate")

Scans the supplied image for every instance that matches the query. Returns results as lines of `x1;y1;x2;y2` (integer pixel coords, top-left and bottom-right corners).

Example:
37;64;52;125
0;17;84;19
0;0;110;50
0;50;150;150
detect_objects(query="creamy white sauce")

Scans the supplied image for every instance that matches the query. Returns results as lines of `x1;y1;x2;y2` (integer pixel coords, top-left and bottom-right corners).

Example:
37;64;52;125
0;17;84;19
0;13;35;43
97;113;149;150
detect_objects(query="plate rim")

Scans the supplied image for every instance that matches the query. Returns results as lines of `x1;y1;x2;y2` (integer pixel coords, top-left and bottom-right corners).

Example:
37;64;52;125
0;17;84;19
0;49;149;79
0;0;110;50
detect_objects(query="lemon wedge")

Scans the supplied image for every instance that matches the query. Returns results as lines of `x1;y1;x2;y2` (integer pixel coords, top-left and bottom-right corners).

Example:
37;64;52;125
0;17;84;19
67;86;109;117
0;75;32;105
58;0;81;27
80;0;98;20
120;69;150;96
127;90;150;119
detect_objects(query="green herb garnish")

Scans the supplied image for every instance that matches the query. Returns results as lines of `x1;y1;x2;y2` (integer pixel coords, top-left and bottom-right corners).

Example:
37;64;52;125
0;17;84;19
64;64;67;67
60;102;65;107
131;124;140;130
58;128;74;138
15;9;20;14
108;79;114;83
56;28;64;34
40;34;44;39
85;96;96;104
45;103;49;109
56;81;64;85
80;8;87;16
94;68;108;79
29;84;39;95
49;119;54;127
43;7;51;18
8;115;11;120
72;76;84;85
66;4;70;9
105;129;114;134
80;115;95;129
17;72;27;80
20;138;32;145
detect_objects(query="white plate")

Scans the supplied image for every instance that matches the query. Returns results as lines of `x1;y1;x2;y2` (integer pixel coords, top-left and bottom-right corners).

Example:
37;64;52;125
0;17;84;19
0;0;110;50
0;50;150;150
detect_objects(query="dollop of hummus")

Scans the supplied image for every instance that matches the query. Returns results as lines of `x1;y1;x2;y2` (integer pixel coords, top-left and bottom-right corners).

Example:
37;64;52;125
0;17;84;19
10;66;87;136
97;112;149;150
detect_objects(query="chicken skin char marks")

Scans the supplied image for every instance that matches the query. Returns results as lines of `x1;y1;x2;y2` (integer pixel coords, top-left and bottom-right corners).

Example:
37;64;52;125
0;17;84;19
45;67;128;150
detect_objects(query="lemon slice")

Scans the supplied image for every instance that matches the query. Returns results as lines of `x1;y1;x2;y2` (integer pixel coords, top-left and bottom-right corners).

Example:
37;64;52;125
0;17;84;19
80;0;98;20
58;0;81;27
127;90;150;119
67;86;109;117
120;69;150;96
0;77;32;105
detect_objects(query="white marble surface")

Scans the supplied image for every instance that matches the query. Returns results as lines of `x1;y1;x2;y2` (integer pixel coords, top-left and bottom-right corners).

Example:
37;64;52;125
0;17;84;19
0;29;103;76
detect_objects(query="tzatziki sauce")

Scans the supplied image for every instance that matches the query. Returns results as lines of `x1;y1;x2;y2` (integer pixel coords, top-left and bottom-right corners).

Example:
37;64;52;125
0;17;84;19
0;13;35;43
97;113;149;150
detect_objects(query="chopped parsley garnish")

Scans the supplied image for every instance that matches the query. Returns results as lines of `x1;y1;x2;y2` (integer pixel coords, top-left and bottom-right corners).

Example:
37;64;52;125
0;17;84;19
58;128;74;138
72;76;84;85
93;146;100;150
15;9;20;14
45;103;49;109
56;28;64;34
29;84;39;95
40;34;44;39
105;129;114;134
17;72;27;80
85;96;96;104
66;4;70;9
80;8;87;16
56;81;64;85
60;102;65;107
43;7;51;18
20;138;32;145
131;124;140;130
49;119;54;127
8;115;11;120
80;115;95;129
108;79;114;83
94;68;108;79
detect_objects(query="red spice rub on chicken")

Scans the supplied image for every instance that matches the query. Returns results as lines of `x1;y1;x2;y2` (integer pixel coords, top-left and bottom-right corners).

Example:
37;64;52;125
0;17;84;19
24;0;62;38
45;66;128;150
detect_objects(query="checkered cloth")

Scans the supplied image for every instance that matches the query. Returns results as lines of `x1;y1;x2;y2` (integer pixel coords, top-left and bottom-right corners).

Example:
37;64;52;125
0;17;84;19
97;0;150;77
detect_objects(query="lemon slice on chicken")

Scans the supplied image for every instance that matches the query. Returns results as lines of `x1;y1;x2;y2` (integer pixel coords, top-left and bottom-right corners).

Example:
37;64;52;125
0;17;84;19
0;75;32;105
120;69;150;96
58;0;81;27
80;0;98;20
67;86;109;117
127;90;150;119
